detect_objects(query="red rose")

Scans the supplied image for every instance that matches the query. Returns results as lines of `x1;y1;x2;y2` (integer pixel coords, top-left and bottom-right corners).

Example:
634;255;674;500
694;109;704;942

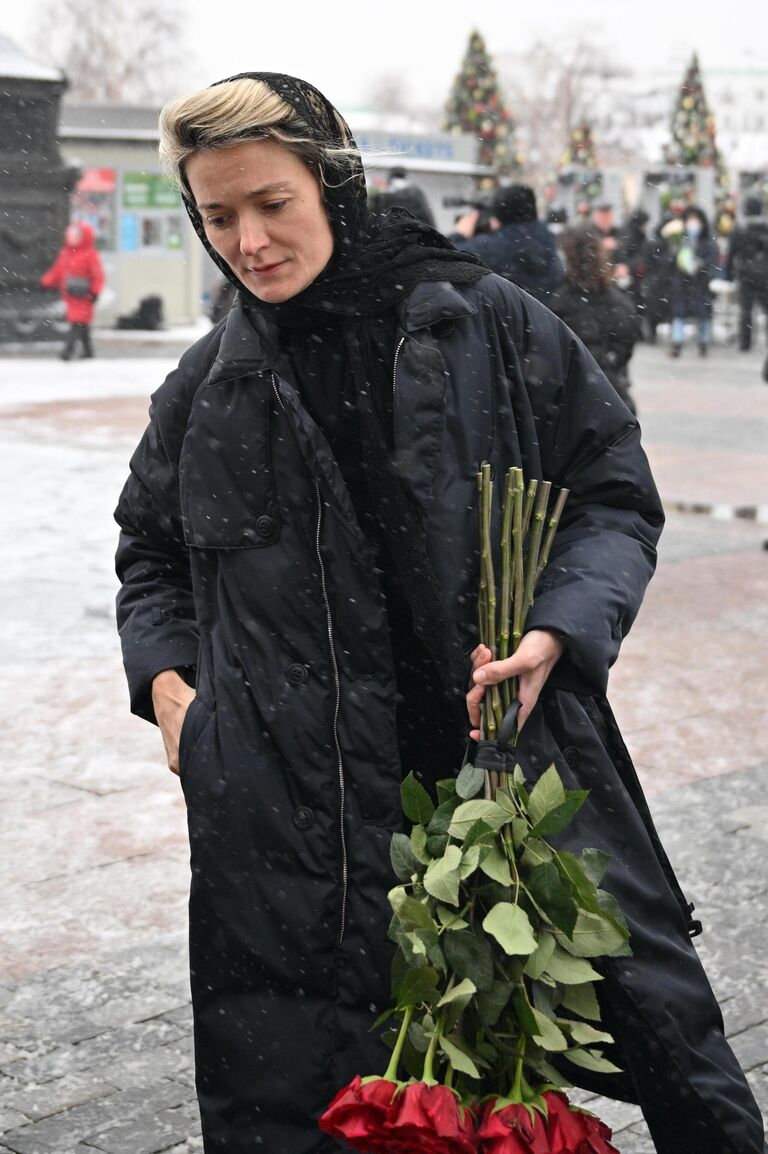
319;1078;476;1154
318;1076;397;1150
544;1092;620;1154
387;1082;478;1154
476;1098;550;1153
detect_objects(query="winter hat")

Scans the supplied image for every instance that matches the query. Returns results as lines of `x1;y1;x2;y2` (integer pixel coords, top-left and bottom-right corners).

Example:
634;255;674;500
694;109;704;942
492;183;537;225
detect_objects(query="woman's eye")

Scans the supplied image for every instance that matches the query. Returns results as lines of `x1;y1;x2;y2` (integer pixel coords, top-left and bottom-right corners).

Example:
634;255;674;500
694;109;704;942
205;215;229;229
263;200;288;213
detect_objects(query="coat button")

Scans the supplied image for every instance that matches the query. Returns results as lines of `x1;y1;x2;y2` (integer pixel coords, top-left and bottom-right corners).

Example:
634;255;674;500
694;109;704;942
255;514;276;541
292;806;315;831
286;663;308;686
562;746;581;770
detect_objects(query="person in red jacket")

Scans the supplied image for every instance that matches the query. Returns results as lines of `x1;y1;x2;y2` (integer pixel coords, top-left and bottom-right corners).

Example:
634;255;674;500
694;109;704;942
40;222;105;360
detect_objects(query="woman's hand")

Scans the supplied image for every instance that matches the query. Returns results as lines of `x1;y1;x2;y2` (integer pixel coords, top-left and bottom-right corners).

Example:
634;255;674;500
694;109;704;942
453;209;480;238
466;630;565;740
152;669;196;775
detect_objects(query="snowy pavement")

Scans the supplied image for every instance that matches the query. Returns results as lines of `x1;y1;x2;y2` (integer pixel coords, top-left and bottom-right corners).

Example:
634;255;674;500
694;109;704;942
0;340;765;1152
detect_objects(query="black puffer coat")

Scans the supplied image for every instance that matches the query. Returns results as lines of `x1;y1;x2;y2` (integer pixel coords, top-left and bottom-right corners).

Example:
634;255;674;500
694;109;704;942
115;274;762;1154
549;280;641;412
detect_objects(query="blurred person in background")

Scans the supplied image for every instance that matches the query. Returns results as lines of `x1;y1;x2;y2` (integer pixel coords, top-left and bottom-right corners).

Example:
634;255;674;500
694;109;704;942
666;206;720;357
369;164;436;227
726;196;768;353
450;182;563;304
549;228;640;414
590;201;621;263
40;222;105;360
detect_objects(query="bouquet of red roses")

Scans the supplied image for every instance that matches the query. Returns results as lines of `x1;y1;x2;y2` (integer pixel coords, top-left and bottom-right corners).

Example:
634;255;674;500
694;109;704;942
320;467;629;1154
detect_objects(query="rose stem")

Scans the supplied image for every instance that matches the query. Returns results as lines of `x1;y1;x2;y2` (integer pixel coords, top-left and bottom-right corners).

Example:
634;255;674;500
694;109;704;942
521;482;551;627
498;467;515;714
480;464;502;741
383;1005;413;1083
534;487;570;586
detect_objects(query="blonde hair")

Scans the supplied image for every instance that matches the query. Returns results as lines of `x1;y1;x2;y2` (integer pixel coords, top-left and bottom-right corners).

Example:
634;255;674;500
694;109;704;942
158;77;360;196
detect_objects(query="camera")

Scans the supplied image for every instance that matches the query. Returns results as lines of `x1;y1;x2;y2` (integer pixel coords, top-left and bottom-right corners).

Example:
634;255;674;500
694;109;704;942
442;194;496;235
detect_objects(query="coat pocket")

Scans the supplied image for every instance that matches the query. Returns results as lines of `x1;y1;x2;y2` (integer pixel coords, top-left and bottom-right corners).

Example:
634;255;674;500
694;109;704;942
178;695;212;781
179;376;280;549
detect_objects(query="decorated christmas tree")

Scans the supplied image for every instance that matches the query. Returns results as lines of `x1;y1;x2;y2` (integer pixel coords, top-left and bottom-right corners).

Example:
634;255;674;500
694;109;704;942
664;52;721;168
561;120;598;170
444;29;520;176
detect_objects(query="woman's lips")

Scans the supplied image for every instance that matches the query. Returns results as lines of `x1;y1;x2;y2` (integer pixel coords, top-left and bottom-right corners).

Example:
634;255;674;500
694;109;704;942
248;261;287;277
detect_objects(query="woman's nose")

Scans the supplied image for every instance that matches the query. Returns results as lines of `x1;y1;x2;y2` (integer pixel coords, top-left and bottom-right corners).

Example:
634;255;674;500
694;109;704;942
239;216;270;256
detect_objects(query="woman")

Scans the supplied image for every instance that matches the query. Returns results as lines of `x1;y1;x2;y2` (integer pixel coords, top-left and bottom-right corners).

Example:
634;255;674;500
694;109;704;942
114;74;763;1154
549;228;641;414
666;205;720;357
40;221;104;360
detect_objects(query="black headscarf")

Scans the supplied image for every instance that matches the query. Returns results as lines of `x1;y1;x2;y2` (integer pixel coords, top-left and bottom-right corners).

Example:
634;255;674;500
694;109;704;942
180;71;485;317
180;72;484;705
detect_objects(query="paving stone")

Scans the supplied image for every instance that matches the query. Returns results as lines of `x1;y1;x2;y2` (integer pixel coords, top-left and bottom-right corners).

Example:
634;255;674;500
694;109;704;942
1;1075;117;1123
83;1099;201;1154
730;1024;768;1073
0;1112;28;1137
0;1083;189;1153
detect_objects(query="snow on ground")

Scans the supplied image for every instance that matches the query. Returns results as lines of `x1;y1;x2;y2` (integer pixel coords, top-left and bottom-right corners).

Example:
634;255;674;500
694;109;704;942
0;357;178;409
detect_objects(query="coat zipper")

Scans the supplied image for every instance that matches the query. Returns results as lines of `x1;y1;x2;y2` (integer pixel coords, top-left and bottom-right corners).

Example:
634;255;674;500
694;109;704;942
271;375;348;944
314;481;349;945
392;335;405;404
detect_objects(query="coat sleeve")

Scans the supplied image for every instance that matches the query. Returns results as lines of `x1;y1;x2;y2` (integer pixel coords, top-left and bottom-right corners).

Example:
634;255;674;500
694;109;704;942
114;338;219;723
499;290;664;694
40;253;64;290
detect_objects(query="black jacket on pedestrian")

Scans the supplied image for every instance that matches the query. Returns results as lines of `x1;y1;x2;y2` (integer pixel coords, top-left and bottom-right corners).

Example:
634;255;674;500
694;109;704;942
451;220;564;305
116;271;762;1154
549;280;641;411
727;218;768;294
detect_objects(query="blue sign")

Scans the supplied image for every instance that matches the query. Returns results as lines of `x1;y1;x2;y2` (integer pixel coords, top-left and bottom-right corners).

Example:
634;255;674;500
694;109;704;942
121;213;139;252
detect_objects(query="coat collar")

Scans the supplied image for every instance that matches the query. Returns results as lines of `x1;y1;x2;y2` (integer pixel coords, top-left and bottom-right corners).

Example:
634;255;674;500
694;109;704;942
206;281;479;386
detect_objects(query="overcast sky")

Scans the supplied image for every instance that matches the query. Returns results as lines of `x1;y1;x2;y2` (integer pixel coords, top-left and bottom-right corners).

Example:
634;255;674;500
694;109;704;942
4;0;766;110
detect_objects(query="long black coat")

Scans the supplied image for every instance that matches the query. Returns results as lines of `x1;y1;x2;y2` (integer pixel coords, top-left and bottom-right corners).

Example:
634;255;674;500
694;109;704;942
548;280;640;412
115;275;762;1154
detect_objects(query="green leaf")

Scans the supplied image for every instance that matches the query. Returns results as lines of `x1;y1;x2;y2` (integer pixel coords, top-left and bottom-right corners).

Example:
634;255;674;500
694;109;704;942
462;819;497;850
527;763;566;826
564;1047;622;1075
401;773;435;825
520;838;554;867
483;902;538;956
437;977;476;1010
408;1019;430;1052
581;848;611;886
543;945;602;985
439;1034;481;1079
554;851;602;915
567;1021;614;1046
523;931;556;980
526;862;578;937
388;887;437;933
426;833;449;858
415;928;447;971
427;798;460;837
436;777;458;804
510;817;530;848
459;844;482;878
476;980;512;1027
561;981;601;1021
456;763;485;799
394;966;440;1009
555;911;627;958
529;792;589;838
495;789;519;816
410;824;431;865
395;929;428;966
423;844;463;906
444;929;494;990
479;845;513;885
390;832;419;881
531;1008;569;1052
511;987;540;1036
448;799;510;839
436;904;469;931
597;890;631;938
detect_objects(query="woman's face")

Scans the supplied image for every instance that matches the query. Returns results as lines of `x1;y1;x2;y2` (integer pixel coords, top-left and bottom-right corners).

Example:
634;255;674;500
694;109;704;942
186;138;334;303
